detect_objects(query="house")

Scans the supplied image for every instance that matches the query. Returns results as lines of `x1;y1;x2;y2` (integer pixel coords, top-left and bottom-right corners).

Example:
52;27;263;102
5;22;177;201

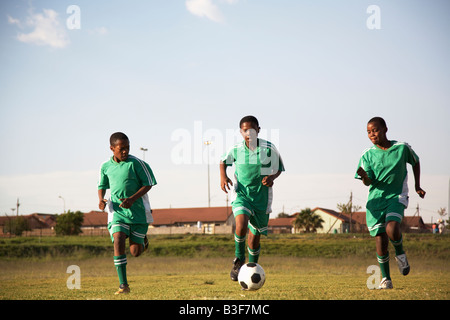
311;207;368;234
151;206;234;235
81;211;109;236
78;207;235;235
401;216;429;233
0;213;57;237
268;208;368;234
268;217;295;234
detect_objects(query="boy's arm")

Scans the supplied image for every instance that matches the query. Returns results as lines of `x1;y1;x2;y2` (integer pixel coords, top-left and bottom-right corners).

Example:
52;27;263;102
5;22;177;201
357;167;372;186
412;162;426;198
98;189;107;211
220;161;233;193
262;170;282;187
119;185;152;209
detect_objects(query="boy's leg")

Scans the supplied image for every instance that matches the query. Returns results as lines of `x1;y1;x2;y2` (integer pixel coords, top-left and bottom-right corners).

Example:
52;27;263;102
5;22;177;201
386;220;404;255
113;231;129;292
247;231;261;263
375;232;391;281
234;213;248;262
230;208;251;281
129;224;149;257
386;203;410;275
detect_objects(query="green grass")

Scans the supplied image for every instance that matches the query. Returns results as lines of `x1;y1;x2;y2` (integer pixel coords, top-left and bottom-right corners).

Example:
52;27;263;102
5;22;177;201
0;234;449;300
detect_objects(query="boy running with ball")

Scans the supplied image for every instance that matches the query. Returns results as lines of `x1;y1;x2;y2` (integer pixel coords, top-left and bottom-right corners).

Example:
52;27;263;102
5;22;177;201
355;117;425;289
220;116;285;281
98;132;157;294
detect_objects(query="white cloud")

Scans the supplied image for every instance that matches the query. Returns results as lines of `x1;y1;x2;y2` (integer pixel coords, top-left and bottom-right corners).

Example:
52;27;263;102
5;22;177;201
186;0;224;23
89;26;108;36
7;15;22;27
9;9;69;48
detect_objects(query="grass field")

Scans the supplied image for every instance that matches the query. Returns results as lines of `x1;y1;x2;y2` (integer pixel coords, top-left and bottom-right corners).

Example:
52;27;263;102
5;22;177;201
0;234;449;301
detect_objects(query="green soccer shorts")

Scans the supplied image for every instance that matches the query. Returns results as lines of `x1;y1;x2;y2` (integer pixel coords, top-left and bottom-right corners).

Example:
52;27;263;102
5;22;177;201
232;196;270;236
108;222;148;244
366;199;405;236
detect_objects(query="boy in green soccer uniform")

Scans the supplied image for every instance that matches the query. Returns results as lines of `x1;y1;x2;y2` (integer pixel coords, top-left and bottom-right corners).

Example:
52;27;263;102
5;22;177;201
355;117;425;289
220;116;285;281
98;132;157;294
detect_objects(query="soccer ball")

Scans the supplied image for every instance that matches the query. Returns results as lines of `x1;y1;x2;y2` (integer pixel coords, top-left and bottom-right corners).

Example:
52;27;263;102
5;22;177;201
238;263;266;291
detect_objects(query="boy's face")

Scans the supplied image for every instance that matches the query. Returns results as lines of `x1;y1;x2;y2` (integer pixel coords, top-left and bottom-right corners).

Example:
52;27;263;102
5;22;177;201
240;121;260;148
367;121;387;145
110;139;130;162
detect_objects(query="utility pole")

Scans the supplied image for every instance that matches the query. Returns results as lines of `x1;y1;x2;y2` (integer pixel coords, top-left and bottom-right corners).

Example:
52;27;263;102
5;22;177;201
140;147;148;161
204;141;212;207
349;192;353;233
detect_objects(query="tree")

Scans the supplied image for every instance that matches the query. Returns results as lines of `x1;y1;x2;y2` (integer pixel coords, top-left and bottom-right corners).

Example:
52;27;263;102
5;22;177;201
277;212;290;218
337;192;361;233
3;216;30;236
292;208;324;233
55;210;84;236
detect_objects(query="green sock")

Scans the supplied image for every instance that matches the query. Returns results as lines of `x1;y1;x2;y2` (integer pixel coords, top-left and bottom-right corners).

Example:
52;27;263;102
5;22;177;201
234;233;246;261
390;236;405;256
248;246;260;263
114;254;128;285
377;252;391;280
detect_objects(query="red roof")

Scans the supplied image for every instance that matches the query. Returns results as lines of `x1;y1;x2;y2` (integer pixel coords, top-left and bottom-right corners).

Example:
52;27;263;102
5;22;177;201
82;211;107;227
79;207;233;227
152;207;233;226
268;217;294;227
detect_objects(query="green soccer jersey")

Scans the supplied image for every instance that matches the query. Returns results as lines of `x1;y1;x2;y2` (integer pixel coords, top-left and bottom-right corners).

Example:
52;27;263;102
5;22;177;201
221;138;285;213
355;140;419;210
98;155;157;224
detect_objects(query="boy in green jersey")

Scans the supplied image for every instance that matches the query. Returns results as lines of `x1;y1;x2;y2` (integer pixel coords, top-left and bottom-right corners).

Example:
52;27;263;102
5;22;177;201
355;117;425;289
220;116;285;281
98;132;157;294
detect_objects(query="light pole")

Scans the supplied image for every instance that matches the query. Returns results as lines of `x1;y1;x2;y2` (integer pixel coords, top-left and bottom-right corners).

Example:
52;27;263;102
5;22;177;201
140;147;148;160
204;141;212;207
58;195;66;213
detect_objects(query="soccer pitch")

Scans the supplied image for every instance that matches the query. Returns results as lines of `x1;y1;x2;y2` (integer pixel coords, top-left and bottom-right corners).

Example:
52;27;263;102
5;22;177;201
1;255;448;300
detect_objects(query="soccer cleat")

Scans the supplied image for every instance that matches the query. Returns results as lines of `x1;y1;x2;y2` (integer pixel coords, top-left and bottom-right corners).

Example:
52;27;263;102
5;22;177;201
395;253;410;275
115;283;130;295
378;277;393;289
230;257;244;281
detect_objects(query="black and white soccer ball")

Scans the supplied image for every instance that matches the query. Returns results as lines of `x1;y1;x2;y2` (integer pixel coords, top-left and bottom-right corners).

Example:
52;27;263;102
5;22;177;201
238;263;266;291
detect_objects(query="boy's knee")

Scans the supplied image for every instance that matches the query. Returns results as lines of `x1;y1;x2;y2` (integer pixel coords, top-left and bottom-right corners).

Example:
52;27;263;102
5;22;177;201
386;220;401;239
129;242;143;257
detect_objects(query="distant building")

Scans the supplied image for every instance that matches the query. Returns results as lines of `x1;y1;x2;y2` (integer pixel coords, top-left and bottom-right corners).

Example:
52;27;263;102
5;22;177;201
151;206;234;235
80;206;235;235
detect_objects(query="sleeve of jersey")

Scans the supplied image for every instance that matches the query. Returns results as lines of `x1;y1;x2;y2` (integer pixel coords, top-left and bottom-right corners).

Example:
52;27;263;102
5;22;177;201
405;143;419;166
355;153;374;180
220;146;235;167
271;145;285;172
97;165;109;190
136;160;157;187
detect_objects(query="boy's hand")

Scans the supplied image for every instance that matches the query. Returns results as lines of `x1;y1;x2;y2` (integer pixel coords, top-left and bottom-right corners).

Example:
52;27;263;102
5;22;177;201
262;176;275;187
416;187;426;199
98;199;107;211
357;167;368;179
119;197;135;209
221;176;233;193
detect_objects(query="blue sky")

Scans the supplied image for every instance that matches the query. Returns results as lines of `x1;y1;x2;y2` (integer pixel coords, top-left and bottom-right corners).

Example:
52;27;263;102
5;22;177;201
0;0;449;223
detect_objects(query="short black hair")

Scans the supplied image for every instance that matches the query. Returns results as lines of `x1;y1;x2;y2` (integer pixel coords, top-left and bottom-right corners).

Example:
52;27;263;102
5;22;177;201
110;132;129;146
239;115;259;128
368;117;387;129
